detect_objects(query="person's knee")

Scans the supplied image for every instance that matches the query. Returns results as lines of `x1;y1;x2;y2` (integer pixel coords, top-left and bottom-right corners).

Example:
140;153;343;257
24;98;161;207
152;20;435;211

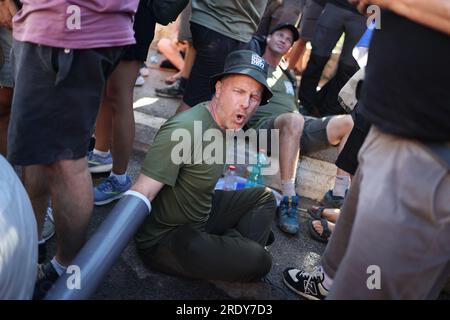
328;115;354;144
339;115;354;132
276;113;304;138
336;115;354;139
48;158;88;181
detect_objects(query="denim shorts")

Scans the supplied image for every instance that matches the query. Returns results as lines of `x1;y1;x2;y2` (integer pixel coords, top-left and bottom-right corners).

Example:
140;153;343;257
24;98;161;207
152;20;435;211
7;41;123;165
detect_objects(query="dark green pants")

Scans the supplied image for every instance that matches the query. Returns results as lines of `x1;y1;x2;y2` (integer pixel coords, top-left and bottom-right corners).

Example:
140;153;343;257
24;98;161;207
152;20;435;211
139;187;277;282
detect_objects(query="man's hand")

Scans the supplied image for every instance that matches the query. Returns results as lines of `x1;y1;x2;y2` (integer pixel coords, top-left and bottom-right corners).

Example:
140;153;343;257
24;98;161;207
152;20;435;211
0;0;18;30
348;0;391;15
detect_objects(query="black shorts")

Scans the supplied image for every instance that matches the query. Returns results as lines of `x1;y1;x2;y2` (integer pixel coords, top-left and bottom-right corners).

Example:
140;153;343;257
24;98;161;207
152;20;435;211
7;41;123;165
335;108;371;175
258;114;332;155
182;23;248;107
121;0;156;62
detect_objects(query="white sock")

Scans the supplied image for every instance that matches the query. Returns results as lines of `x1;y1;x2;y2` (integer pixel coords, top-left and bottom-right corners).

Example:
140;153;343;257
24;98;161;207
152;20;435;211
110;172;127;184
322;269;334;291
281;179;296;197
93;149;110;157
51;257;67;276
332;175;350;197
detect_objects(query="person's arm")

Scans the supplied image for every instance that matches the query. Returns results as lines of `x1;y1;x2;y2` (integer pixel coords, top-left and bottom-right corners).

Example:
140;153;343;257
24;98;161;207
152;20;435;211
349;0;450;36
0;0;18;30
131;174;165;202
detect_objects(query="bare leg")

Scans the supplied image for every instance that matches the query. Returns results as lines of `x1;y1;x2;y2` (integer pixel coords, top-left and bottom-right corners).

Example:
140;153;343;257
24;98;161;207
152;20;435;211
48;158;93;266
157;38;185;71
105;60;141;175
93;95;112;153
326;115;354;152
23;165;50;240
310;205;341;222
326;114;354;183
0;86;13;156
273;113;304;181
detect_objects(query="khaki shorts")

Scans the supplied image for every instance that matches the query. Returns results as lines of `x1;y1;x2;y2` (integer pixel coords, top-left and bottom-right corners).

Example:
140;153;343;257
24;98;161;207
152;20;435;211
322;127;450;299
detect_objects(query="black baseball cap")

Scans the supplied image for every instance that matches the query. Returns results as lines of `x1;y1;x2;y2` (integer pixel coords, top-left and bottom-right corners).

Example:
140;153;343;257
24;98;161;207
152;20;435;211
269;23;299;43
210;50;273;105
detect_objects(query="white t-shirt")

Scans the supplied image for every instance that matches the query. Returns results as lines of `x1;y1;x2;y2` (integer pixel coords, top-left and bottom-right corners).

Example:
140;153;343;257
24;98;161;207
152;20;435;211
0;155;37;299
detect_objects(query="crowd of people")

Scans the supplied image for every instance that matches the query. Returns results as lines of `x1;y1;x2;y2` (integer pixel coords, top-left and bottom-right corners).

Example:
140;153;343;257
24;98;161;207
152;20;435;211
0;0;449;301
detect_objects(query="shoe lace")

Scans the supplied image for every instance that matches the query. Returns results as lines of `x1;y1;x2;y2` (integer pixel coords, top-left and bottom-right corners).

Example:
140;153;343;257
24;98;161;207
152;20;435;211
97;177;115;192
299;266;324;290
289;205;299;218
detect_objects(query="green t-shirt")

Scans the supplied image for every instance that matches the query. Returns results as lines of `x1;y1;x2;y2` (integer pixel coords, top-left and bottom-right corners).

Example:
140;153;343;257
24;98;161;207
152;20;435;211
248;65;299;129
135;103;226;250
191;0;268;43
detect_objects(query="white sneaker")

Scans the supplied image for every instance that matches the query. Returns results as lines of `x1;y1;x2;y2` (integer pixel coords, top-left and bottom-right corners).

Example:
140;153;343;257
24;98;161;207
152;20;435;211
140;66;150;77
135;75;145;87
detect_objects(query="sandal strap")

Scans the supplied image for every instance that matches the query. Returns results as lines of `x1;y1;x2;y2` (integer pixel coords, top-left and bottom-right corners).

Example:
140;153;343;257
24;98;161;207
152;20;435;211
308;206;325;220
319;218;332;238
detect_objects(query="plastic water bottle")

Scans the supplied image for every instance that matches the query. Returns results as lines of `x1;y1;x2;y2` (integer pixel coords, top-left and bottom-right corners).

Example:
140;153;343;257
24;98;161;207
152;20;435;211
256;149;269;185
223;165;238;191
245;149;268;188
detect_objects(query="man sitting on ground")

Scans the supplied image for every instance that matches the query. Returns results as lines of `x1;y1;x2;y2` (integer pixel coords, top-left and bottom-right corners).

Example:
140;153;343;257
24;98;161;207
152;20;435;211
248;23;354;236
129;50;278;283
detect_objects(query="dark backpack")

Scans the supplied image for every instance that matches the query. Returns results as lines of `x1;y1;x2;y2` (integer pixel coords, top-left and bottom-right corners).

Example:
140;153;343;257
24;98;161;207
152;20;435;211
148;0;189;26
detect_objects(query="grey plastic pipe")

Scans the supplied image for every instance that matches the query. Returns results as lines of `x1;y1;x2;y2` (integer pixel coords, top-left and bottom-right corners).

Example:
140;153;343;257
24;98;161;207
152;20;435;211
44;190;151;300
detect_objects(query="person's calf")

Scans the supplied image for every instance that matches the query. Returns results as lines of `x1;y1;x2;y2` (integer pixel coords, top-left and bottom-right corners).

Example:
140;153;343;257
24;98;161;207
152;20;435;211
23;165;51;239
48;158;93;266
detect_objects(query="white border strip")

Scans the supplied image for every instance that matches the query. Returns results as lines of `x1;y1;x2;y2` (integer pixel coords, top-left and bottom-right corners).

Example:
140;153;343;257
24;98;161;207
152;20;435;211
124;190;152;213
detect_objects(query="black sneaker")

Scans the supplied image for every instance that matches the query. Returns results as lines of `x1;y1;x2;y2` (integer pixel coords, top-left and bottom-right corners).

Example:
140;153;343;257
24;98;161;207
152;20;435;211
33;262;60;300
155;79;184;98
283;266;329;300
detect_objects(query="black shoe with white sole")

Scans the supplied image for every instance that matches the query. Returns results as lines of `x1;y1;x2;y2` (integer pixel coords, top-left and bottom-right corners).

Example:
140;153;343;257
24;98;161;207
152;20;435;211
283;266;329;300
